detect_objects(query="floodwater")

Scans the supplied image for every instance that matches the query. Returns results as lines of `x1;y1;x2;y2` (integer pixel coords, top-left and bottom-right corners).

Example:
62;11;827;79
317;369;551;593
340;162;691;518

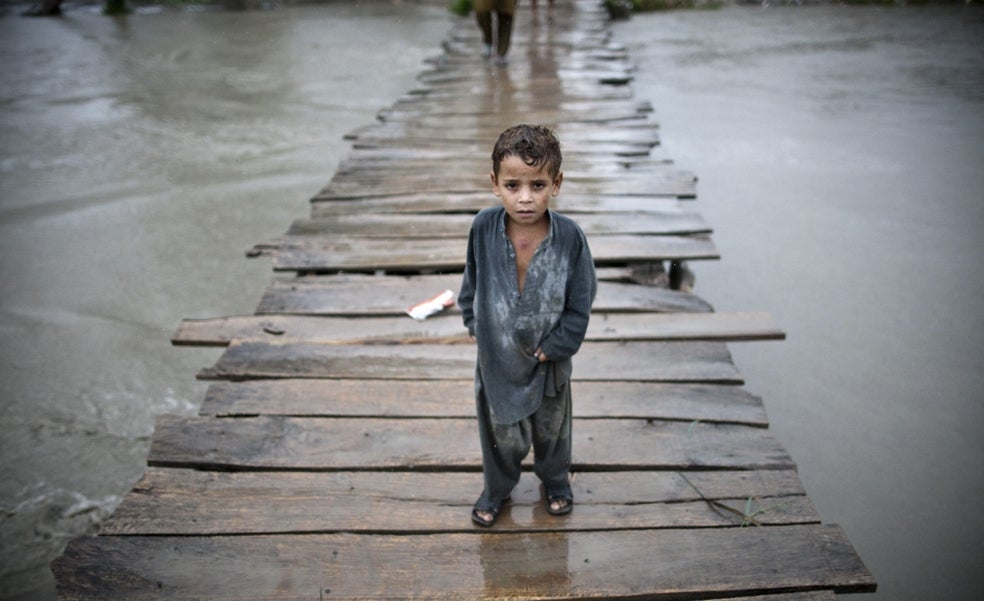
0;1;980;600
613;6;984;600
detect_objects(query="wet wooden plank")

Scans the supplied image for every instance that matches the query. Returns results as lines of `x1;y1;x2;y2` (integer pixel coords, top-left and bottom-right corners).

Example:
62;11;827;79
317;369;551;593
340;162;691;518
52;525;875;600
309;192;693;216
101;468;814;535
264;234;717;272
334;157;672;179
351;135;657;157
172;311;783;347
317;170;696;199
197;379;769;426
146;415;791;472
376;99;652;121
281;210;710;238
373;108;648;128
400;81;635;101
348;120;661;149
198;341;742;384
254;275;714;316
721;594;838;601
419;65;634;86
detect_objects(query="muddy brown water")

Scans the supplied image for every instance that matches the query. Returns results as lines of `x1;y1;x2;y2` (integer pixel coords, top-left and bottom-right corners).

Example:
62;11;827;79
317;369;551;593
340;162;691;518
1;2;981;600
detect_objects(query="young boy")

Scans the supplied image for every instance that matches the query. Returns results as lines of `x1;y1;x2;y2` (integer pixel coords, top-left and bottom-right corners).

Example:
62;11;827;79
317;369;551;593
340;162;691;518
458;124;597;527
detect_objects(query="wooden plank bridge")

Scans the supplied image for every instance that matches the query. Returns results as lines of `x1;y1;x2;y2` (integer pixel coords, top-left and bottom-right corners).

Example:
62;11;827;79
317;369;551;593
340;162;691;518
51;1;875;599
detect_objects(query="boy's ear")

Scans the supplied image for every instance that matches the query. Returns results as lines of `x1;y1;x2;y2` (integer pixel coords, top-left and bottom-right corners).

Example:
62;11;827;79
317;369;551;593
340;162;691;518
552;171;564;195
490;171;501;196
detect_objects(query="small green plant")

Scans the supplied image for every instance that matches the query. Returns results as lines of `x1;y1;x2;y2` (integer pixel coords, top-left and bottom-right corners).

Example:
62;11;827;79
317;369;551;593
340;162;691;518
448;0;472;17
738;496;791;527
679;472;790;527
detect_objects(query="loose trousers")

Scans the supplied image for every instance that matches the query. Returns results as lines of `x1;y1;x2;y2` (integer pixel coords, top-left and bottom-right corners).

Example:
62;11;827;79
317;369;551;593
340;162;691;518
475;373;573;507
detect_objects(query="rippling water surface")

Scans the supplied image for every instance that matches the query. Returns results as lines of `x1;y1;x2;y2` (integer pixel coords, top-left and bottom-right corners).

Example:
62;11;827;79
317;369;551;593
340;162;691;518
614;6;984;600
0;2;450;597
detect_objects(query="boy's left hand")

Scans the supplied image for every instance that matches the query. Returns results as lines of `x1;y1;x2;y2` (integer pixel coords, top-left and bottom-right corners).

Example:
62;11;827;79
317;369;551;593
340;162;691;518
534;348;549;362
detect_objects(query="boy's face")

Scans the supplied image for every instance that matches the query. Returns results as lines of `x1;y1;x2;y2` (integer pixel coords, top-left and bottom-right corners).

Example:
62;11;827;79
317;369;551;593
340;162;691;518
491;155;563;228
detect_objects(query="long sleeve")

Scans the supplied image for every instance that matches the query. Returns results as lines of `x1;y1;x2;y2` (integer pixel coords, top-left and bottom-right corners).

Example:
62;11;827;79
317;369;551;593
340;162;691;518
538;232;596;362
458;224;478;337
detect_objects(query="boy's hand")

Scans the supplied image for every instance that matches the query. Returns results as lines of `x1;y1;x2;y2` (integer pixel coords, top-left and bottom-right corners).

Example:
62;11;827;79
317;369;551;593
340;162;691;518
535;347;549;362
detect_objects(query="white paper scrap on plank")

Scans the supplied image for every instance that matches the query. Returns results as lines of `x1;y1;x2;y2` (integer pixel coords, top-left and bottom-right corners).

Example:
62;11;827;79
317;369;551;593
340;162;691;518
406;289;456;321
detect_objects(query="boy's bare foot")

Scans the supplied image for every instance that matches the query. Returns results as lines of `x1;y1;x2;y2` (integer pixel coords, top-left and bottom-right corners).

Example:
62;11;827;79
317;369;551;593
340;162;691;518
546;487;573;516
474;510;495;524
471;496;508;527
549;498;570;514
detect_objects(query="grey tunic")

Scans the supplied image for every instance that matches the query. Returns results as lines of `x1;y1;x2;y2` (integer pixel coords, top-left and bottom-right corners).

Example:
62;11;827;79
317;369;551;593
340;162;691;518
458;207;597;424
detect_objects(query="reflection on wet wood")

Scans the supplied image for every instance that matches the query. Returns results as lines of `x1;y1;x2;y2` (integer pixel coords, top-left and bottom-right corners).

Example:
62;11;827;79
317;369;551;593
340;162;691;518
52;0;874;597
53;525;873;600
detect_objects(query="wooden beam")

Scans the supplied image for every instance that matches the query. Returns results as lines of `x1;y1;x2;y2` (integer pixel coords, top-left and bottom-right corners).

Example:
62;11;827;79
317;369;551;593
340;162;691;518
52;525;876;600
197;340;743;384
309;192;692;215
196;379;769;426
281;210;711;238
146;415;790;472
253;275;713;316
260;234;717;273
172;312;783;347
101;468;813;535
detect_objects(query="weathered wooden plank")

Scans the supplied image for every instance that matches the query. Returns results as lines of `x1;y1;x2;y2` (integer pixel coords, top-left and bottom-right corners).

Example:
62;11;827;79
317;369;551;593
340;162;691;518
197;379;769;426
198;341;742;384
146;415;789;472
351;135;656;157
263;234;717;272
437;40;628;63
101;468;813;536
718;594;838;601
172;312;783;347
375;103;650;126
317;170;696;200
419;66;634;86
377;99;651;122
347;120;661;150
52;525;875;600
400;80;636;101
334;157;672;180
254;275;713;316
281;211;710;239
309;192;693;216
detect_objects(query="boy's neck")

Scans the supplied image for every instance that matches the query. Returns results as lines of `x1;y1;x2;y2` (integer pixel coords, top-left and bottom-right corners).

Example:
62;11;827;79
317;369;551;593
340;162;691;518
505;211;550;240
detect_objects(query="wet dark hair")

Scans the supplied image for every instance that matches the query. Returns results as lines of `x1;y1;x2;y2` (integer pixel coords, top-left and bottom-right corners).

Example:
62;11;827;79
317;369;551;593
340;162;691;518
491;124;562;178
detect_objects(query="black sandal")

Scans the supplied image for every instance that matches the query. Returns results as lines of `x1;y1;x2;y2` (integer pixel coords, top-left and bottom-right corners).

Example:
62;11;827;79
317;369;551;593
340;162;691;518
546;486;573;516
471;496;509;528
